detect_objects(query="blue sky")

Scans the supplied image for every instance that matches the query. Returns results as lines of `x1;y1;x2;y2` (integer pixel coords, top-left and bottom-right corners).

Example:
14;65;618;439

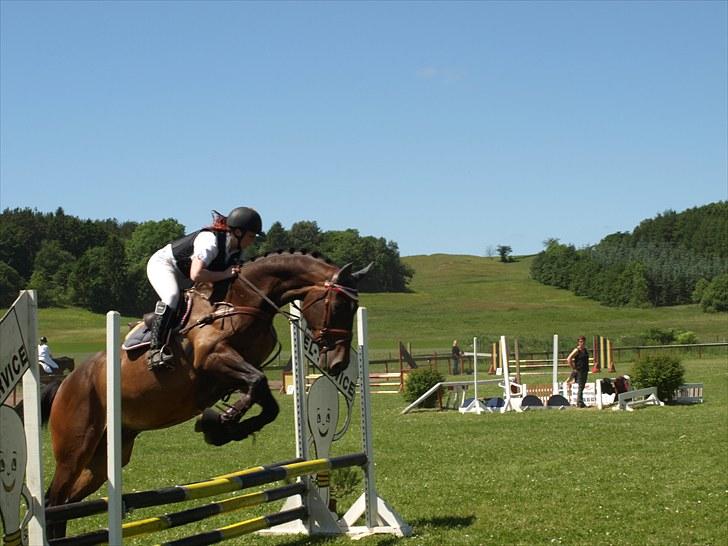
1;1;726;257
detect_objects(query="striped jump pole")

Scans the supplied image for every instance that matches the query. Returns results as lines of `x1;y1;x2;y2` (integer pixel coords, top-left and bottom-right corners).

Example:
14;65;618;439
161;507;309;546
45;458;302;524
48;483;306;546
46;455;364;525
47;454;366;546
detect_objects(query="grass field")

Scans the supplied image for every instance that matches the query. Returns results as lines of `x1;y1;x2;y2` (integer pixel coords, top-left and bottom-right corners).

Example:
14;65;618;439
10;254;728;545
33;255;727;363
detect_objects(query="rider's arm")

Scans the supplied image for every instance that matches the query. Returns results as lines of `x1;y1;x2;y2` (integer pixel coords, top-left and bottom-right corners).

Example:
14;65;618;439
188;231;239;283
190;257;239;283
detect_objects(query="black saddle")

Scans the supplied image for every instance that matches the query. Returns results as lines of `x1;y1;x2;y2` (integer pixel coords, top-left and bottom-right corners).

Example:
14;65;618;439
122;298;190;352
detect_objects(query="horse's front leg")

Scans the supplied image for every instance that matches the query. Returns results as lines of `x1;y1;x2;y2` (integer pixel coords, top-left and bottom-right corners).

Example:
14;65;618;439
196;347;279;446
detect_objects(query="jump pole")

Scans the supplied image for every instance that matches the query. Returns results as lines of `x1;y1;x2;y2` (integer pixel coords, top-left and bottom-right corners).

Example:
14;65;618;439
20;291;46;545
106;311;122;546
500;336;512;412
552;334;559;395
458;337;487;414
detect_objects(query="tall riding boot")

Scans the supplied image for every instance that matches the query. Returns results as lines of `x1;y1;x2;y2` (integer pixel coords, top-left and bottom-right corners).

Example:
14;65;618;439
148;301;174;369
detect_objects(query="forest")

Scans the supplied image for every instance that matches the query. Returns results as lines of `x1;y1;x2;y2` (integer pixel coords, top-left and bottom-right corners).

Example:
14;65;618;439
0;208;413;314
530;202;728;312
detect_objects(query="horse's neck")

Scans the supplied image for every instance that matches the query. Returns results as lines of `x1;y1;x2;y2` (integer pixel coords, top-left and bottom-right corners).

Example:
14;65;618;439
236;256;333;307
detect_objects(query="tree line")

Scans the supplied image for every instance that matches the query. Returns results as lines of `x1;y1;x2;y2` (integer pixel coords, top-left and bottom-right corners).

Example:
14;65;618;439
530;202;728;312
0;208;413;314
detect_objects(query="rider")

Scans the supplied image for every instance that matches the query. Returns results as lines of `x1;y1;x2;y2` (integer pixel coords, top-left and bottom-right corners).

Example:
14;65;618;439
38;336;60;374
146;207;264;368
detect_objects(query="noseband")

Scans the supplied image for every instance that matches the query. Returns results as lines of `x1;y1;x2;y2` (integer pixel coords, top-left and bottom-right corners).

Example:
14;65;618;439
300;280;359;351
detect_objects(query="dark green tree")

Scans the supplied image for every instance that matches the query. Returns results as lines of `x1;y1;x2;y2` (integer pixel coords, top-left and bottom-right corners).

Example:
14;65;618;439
496;245;513;263
0;261;24;307
125;219;185;266
259;221;291;253
289;221;323;250
700;273;728;312
69;237;128;313
28;240;76;307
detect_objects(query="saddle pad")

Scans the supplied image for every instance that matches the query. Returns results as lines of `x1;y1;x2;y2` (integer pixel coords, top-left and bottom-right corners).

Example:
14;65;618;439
122;321;151;351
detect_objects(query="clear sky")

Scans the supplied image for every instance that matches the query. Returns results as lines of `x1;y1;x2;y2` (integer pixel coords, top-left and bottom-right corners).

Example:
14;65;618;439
1;1;726;257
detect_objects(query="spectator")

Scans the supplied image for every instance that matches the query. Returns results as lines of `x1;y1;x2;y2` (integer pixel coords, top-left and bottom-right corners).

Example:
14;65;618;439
566;335;590;407
38;336;60;374
451;340;464;375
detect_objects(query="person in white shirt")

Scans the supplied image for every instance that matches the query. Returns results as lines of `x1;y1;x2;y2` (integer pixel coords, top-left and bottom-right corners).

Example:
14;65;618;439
145;207;263;369
38;336;60;374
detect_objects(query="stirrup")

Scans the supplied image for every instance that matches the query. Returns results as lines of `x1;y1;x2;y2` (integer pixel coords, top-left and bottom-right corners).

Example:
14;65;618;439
148;345;174;370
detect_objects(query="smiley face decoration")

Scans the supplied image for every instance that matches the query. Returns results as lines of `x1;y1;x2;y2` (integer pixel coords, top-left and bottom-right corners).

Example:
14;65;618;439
0;406;31;546
307;377;340;507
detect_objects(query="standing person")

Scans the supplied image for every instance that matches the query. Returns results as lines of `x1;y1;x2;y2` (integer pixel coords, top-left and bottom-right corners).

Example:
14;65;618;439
451;340;463;375
566;335;590;407
38;336;60;374
146;207;264;369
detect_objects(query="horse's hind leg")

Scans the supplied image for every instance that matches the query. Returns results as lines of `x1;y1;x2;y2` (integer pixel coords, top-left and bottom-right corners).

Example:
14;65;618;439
46;388;107;538
64;429;138;501
46;430;138;538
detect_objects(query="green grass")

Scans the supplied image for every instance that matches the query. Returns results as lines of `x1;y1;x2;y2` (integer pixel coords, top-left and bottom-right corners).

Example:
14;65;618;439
10;254;728;544
43;356;726;545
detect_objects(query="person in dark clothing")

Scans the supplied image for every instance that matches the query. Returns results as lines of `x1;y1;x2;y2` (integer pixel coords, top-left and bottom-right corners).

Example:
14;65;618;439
566;335;590;407
451;340;463;375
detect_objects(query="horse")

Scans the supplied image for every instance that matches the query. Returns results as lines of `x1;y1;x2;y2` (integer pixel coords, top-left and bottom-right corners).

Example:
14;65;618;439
43;251;369;538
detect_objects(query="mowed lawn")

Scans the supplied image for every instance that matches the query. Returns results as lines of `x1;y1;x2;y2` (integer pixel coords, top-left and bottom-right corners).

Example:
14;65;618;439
16;254;728;544
47;355;727;546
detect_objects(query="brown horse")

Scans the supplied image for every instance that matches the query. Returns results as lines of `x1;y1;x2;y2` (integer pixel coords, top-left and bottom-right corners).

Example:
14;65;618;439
43;251;368;538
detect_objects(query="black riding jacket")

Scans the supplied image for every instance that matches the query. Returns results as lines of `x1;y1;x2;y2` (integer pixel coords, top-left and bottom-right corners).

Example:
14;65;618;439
171;229;239;278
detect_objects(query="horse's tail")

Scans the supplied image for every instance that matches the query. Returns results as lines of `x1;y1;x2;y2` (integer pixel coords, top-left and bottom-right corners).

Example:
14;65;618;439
40;379;63;423
15;379;63;425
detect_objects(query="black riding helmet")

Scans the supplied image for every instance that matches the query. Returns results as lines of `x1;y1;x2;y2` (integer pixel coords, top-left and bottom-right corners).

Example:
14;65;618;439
226;207;263;235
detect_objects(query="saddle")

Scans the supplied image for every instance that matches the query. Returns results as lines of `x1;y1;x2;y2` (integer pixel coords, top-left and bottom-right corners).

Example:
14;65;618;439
122;295;192;352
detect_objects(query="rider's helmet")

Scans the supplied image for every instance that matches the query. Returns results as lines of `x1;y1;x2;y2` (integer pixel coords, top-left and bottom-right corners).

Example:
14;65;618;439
226;207;263;235
40;336;48;344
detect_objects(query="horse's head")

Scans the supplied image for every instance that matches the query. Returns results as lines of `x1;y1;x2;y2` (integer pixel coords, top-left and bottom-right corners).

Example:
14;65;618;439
300;262;372;375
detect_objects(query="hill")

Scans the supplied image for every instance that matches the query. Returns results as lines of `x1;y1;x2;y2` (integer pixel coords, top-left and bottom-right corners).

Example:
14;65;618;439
360;254;726;355
530;202;728;308
31;254;727;363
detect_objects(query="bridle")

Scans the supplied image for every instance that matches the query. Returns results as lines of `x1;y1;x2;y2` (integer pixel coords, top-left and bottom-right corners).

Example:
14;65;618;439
299;280;359;351
231;267;359;353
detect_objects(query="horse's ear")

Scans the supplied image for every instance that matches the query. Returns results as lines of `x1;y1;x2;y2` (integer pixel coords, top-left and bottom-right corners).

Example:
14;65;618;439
333;263;353;283
352;262;374;280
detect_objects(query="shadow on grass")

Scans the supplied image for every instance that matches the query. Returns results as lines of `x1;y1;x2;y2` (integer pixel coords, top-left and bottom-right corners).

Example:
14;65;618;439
411;515;476;530
271;516;475;545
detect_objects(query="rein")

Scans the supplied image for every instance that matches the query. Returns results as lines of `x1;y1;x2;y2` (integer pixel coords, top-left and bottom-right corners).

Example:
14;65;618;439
181;267;359;361
237;273;359;348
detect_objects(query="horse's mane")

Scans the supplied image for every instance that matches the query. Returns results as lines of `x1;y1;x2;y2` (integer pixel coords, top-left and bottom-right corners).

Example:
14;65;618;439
243;249;335;268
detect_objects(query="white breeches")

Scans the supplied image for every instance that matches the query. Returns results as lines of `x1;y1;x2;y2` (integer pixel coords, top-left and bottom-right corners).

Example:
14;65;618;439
147;246;187;309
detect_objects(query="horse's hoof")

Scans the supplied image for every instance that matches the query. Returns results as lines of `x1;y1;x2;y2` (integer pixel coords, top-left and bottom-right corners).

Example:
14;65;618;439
204;429;232;446
195;409;232;446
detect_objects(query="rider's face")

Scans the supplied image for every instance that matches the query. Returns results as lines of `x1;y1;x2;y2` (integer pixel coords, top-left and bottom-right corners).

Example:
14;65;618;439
234;230;256;249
